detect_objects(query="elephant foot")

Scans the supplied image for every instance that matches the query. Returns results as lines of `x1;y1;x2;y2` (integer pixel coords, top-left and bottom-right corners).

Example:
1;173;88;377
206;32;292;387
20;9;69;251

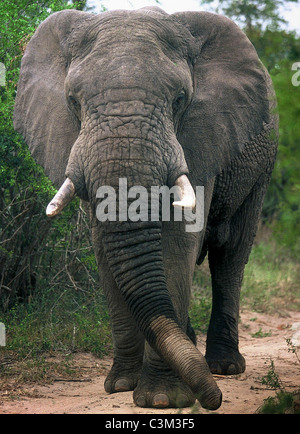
133;366;195;409
104;360;142;393
205;344;246;375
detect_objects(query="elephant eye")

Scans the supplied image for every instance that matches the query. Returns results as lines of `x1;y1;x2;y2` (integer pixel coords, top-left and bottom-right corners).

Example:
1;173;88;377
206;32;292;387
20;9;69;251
68;94;80;109
173;90;186;114
68;93;81;121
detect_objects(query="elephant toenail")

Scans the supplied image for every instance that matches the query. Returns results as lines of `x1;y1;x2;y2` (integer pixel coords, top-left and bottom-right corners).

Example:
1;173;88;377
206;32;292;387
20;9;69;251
210;361;222;374
115;378;130;391
152;394;170;408
227;364;237;375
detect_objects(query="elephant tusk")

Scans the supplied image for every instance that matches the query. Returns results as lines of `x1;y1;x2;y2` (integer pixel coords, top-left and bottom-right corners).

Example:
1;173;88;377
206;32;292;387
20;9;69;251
173;174;196;209
46;177;76;217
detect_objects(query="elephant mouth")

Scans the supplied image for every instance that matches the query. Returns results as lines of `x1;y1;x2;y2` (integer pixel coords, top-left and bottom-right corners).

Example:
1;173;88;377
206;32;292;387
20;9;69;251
45;174;196;218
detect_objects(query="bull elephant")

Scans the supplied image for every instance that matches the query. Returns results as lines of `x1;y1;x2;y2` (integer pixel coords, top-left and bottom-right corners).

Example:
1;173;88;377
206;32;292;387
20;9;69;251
13;7;278;410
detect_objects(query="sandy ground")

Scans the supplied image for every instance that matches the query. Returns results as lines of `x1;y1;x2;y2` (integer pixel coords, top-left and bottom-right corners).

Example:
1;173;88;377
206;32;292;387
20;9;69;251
0;310;299;415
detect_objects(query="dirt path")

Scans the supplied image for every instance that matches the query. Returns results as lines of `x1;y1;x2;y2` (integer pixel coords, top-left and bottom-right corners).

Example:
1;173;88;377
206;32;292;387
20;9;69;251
1;310;300;414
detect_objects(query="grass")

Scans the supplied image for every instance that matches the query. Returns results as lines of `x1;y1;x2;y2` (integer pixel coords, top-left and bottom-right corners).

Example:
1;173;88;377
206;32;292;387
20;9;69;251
0;284;112;394
250;327;272;338
258;343;300;414
190;259;212;333
241;241;300;313
259;390;300;414
0;289;111;359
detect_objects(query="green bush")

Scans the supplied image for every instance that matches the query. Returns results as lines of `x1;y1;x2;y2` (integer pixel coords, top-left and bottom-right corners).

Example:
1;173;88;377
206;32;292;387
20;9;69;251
0;0;99;309
249;29;300;254
0;278;111;358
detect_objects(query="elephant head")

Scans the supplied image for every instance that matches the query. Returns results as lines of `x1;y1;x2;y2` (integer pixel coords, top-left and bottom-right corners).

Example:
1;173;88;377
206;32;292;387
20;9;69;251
14;7;270;410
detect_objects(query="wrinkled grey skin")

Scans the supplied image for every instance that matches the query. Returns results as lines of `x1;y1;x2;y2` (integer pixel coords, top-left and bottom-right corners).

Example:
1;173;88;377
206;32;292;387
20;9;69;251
14;7;278;410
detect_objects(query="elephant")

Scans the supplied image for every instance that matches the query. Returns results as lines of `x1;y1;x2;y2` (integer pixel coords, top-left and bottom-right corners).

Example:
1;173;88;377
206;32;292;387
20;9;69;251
13;6;278;410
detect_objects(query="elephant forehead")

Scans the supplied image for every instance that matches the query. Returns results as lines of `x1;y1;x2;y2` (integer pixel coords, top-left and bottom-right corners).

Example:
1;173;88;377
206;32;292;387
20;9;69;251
65;11;194;101
71;10;191;61
67;45;190;104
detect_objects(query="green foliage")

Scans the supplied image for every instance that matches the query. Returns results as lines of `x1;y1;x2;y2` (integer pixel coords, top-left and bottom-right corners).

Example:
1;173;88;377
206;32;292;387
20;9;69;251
259;355;300;414
251;327;272;338
0;286;111;358
0;0;99;308
0;1;75;123
189;294;212;333
262;359;284;389
200;0;299;31
190;264;212;332
249;28;300;254
260;390;298;413
269;62;300;252
241;242;300;312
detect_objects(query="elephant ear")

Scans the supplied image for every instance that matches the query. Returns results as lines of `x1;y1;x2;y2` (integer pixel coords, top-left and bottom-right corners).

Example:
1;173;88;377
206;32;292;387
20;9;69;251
14;10;92;188
173;12;271;184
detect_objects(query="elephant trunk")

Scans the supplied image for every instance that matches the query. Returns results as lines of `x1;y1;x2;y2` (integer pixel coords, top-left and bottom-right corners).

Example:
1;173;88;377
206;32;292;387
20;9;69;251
101;221;222;410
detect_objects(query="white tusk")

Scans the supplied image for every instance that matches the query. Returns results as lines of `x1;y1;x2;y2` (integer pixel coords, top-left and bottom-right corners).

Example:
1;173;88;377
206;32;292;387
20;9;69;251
46;178;76;217
172;175;196;210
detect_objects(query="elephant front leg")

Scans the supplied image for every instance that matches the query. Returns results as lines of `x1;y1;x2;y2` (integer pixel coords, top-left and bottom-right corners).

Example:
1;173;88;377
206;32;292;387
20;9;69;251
206;223;248;375
206;178;268;375
205;250;246;375
104;311;145;394
99;259;145;393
